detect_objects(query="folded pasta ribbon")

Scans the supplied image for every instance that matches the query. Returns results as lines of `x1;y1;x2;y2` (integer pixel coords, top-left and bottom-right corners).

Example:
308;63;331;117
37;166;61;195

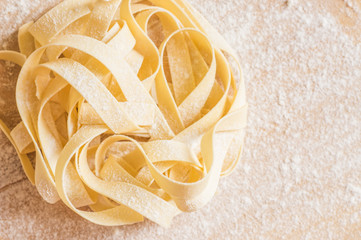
0;0;247;227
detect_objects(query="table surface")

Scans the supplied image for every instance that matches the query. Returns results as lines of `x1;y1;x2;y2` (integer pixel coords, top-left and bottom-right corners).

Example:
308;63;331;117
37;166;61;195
1;0;361;239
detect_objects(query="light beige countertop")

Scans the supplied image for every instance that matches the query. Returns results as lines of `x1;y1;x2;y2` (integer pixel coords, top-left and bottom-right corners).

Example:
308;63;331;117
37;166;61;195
1;0;361;239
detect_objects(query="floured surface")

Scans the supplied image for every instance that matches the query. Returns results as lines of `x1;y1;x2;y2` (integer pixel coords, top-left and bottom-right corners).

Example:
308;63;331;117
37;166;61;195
1;0;361;239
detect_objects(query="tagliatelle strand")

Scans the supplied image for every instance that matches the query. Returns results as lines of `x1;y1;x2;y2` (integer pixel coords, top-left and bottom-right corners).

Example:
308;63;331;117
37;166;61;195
0;119;35;184
0;0;247;227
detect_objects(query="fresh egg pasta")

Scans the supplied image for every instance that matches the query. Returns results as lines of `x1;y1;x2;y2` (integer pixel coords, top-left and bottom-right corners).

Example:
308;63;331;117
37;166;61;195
0;0;247;227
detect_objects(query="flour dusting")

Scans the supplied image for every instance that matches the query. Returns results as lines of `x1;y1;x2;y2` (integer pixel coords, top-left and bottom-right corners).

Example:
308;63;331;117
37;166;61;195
1;0;361;239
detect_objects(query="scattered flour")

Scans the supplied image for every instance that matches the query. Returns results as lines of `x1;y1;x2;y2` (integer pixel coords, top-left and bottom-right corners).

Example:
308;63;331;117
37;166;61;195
1;0;361;239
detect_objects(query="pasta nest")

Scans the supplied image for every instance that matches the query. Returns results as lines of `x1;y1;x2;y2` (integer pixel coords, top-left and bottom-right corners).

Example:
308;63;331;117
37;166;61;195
0;0;247;227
